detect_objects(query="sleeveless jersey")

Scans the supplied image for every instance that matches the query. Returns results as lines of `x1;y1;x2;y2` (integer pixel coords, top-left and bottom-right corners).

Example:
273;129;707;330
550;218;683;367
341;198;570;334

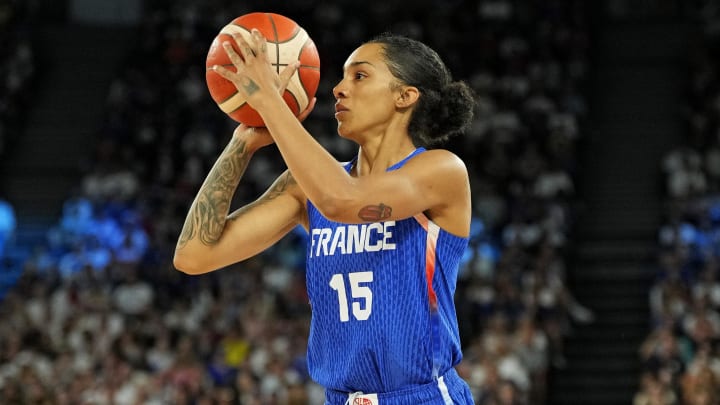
305;148;469;394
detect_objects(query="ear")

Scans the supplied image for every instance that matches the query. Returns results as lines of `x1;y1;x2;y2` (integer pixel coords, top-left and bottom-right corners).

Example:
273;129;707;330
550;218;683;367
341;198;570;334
395;86;420;109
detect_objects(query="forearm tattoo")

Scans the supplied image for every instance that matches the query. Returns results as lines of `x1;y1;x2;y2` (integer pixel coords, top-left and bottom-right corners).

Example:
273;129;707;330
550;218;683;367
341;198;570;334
358;203;392;222
177;137;251;248
226;171;297;221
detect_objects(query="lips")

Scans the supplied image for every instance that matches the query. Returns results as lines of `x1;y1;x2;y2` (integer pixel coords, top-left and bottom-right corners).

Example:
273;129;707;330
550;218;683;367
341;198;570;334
335;103;349;113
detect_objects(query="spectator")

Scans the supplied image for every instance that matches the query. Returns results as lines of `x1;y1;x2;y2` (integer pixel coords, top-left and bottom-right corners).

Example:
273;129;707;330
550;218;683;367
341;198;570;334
0;196;16;258
111;269;154;316
633;372;678;405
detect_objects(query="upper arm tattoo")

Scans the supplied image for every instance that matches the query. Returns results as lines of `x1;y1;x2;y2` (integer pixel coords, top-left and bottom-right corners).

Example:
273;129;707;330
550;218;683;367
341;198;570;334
358;203;392;222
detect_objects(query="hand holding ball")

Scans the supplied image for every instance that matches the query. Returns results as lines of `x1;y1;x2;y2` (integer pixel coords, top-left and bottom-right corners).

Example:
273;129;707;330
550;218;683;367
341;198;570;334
205;13;320;127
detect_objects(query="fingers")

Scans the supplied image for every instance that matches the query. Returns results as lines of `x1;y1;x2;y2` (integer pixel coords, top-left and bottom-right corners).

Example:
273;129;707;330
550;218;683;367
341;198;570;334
251;29;268;56
228;32;255;63
229;29;267;61
216;29;269;80
221;41;244;71
214;29;304;114
278;61;300;92
211;64;235;81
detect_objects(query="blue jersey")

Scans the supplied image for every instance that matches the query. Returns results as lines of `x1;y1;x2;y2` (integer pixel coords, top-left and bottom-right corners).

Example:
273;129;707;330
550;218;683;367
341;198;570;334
305;148;468;394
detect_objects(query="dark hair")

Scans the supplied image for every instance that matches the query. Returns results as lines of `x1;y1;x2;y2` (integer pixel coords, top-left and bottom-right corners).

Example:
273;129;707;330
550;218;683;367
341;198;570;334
366;33;475;147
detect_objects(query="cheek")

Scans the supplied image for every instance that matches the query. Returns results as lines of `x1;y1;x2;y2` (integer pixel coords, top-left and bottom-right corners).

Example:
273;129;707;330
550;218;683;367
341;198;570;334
361;91;395;116
353;102;393;128
336;89;395;136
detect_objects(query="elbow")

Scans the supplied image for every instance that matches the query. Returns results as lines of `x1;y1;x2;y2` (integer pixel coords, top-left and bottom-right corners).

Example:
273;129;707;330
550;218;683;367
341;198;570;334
311;176;360;222
173;250;208;275
313;193;349;222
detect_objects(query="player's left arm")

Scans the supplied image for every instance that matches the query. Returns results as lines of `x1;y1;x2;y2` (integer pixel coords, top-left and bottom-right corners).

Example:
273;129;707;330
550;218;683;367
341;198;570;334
271;138;470;235
263;109;472;232
327;150;472;234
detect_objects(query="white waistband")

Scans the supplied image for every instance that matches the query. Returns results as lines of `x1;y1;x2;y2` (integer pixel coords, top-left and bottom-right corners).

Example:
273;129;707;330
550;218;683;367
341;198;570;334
345;392;379;405
342;376;452;405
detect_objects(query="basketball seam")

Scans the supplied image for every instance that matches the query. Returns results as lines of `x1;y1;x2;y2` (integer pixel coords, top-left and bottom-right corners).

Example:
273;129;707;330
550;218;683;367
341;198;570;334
285;90;300;112
226;23;303;45
217;90;239;105
227;102;247;114
267;13;281;74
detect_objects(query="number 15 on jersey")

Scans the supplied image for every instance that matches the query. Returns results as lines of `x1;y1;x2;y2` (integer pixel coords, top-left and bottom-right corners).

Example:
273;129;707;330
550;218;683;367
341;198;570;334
329;271;374;322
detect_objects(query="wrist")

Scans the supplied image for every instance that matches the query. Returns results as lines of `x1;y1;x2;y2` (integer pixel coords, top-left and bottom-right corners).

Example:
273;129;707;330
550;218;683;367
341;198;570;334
256;93;289;122
231;127;262;153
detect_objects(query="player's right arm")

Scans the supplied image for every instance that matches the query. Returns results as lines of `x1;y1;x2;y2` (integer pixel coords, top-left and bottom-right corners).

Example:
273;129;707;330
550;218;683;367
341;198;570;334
173;125;306;275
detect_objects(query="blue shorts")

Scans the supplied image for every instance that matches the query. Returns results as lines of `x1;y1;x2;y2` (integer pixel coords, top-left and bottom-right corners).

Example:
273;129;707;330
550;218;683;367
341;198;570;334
323;368;474;405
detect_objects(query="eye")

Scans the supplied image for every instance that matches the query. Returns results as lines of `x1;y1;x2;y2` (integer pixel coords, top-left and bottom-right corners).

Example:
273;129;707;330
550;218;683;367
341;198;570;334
354;72;367;80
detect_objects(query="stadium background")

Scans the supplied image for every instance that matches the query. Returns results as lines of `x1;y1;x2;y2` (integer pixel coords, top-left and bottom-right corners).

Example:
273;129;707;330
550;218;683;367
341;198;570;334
0;0;717;404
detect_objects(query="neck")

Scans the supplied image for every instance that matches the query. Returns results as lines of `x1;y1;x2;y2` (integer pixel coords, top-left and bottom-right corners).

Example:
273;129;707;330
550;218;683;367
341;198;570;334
354;137;417;176
350;112;417;175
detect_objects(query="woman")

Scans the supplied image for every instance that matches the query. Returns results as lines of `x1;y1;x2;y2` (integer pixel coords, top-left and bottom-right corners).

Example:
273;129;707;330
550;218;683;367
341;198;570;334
174;29;476;404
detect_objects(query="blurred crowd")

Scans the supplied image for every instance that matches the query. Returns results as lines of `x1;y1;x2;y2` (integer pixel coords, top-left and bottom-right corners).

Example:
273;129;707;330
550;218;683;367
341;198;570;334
633;3;720;405
0;0;34;161
0;0;30;300
0;0;33;260
0;0;591;404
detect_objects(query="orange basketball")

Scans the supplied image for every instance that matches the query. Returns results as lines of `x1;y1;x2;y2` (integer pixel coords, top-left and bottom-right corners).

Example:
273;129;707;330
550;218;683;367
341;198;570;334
205;12;320;127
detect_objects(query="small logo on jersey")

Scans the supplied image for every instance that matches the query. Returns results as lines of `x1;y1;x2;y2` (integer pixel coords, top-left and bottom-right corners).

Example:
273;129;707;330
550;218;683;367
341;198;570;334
350;393;378;405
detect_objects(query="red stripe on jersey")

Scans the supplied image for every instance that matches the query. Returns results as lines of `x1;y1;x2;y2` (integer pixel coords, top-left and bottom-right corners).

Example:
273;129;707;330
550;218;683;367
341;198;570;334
414;213;440;310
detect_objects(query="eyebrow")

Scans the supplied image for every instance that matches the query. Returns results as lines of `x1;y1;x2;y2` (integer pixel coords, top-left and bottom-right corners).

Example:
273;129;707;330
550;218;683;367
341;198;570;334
345;61;375;70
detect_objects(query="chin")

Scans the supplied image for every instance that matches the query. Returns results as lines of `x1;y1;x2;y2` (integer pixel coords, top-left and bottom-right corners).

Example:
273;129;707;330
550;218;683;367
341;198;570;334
336;120;369;144
336;129;360;144
336;123;353;139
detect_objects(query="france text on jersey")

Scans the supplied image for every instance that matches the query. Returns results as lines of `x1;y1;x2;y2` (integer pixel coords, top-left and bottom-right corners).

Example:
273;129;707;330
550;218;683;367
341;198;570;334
309;221;397;257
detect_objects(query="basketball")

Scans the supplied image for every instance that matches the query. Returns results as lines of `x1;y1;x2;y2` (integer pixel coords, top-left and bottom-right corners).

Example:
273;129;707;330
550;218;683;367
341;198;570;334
205;12;321;127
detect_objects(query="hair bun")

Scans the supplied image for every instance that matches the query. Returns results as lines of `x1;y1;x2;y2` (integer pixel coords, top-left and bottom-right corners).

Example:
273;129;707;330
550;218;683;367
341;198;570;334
411;81;475;146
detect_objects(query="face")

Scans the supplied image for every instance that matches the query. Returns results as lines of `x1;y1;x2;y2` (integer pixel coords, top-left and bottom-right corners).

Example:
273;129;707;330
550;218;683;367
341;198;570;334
333;43;401;140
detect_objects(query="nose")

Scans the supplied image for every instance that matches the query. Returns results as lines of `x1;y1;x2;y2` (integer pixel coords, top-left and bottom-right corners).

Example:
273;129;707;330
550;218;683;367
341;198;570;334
332;79;347;99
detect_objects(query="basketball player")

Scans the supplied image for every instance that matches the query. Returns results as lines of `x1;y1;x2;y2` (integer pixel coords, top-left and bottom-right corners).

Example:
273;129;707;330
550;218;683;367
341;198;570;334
174;29;476;404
